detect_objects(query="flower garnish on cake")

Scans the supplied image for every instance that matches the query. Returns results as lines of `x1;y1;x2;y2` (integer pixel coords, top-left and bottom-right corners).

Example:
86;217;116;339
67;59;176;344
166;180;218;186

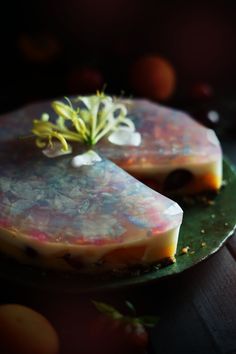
32;93;141;167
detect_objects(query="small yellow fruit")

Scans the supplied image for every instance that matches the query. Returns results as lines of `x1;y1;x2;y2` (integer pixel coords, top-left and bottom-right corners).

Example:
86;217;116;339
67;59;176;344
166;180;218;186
0;304;59;354
130;55;176;101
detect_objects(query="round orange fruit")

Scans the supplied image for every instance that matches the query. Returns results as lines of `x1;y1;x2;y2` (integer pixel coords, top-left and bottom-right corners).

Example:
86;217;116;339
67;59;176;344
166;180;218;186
130;55;176;101
0;304;59;354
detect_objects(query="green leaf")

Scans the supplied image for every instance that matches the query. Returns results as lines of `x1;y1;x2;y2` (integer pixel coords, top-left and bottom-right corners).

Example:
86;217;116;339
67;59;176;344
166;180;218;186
92;301;123;320
138;315;160;328
93;300;159;328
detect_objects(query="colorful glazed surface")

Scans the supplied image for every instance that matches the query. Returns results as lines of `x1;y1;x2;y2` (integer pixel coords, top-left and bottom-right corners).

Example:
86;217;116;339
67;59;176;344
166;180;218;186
0;99;221;168
99;99;221;168
0;139;182;245
0;96;219;246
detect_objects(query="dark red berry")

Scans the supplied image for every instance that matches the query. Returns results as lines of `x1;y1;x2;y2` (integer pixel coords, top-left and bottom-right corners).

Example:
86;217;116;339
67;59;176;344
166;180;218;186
164;169;194;191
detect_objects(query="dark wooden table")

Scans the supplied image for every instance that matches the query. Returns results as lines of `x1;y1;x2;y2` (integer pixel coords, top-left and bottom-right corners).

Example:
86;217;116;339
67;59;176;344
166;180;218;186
0;135;235;354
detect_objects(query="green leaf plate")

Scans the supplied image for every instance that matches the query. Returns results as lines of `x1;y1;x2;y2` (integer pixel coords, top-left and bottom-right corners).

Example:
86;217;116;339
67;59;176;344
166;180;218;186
0;159;236;293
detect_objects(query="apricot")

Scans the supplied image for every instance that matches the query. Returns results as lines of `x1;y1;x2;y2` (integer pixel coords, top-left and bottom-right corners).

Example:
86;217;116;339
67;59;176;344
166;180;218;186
0;304;59;354
130;55;176;101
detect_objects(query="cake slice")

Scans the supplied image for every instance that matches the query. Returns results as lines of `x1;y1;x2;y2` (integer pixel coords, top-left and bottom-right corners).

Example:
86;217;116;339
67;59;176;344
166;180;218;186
98;99;222;194
0;139;183;272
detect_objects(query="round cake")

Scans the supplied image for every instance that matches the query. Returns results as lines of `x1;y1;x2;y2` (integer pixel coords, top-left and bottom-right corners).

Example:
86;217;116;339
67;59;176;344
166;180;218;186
0;96;222;272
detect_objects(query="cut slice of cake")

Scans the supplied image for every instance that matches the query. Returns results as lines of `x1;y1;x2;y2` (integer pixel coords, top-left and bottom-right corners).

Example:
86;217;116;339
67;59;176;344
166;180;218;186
98;99;222;194
0;140;182;272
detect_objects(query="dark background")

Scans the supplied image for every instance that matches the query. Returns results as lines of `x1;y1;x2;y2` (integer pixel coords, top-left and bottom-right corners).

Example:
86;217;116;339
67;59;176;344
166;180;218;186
0;2;236;354
0;0;235;141
1;1;236;116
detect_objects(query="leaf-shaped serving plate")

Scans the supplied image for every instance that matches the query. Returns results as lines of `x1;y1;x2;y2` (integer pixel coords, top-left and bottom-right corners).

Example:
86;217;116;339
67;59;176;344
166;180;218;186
0;159;235;293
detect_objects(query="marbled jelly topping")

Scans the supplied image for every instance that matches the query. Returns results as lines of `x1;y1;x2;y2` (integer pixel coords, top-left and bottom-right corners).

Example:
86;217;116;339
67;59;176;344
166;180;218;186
0;139;182;245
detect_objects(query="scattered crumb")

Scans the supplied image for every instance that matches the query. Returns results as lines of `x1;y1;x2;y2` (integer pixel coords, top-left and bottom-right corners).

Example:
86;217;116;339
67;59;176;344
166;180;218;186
224;222;229;226
196;195;215;206
197;195;214;205
211;214;216;218
181;246;190;254
201;242;207;247
201;229;205;234
207;200;215;206
190;251;195;255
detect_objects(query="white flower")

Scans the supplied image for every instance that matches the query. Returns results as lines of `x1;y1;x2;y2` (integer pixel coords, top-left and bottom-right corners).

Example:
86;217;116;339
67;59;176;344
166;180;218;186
71;150;102;168
34;94;142;167
108;127;141;146
76;95;136;145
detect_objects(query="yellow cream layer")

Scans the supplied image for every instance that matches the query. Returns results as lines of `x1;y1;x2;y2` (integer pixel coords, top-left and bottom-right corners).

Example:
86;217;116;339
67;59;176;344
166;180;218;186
123;158;222;194
0;225;180;272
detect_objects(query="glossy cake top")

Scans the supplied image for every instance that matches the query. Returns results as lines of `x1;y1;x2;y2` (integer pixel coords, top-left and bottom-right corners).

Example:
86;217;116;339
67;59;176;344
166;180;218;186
0;98;221;168
98;99;222;168
0;140;182;245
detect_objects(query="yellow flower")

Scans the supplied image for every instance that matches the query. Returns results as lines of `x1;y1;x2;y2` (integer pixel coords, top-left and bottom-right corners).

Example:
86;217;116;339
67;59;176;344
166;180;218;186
31;93;141;166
